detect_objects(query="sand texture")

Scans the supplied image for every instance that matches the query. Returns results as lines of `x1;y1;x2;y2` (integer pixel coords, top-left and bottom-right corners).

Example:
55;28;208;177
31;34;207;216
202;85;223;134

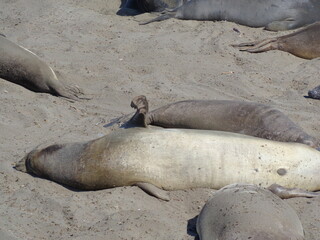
0;0;319;239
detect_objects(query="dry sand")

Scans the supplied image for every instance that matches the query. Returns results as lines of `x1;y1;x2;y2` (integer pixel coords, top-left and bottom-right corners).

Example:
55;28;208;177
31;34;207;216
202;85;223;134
0;0;319;239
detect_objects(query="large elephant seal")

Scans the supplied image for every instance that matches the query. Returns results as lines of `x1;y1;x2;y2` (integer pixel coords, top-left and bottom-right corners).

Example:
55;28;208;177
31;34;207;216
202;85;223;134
0;35;83;100
308;85;320;100
233;22;320;59
196;184;305;240
117;0;182;16
15;127;320;200
141;0;320;31
129;95;319;148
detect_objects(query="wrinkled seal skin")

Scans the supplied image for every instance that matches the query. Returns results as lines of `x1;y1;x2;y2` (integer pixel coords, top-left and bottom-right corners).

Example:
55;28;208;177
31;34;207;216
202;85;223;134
141;0;320;31
130;96;319;148
308;85;320;100
117;0;182;16
233;22;320;59
0;35;82;100
15;127;320;200
197;184;305;240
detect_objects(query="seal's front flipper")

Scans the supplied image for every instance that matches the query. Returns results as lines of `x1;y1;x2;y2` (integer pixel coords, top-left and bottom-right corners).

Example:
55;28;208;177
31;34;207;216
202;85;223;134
139;11;176;25
135;182;170;201
128;95;149;127
265;18;297;31
268;184;320;199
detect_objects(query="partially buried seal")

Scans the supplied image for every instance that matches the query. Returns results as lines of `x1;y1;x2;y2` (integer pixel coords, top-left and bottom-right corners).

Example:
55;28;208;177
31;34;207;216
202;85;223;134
128;95;319;148
15;127;320;200
308;85;320;100
117;0;182;16
233;22;320;59
141;0;320;31
0;35;84;100
196;184;305;240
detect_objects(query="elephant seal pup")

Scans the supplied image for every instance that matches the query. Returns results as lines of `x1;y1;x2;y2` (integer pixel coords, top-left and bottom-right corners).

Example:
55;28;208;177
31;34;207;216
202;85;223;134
196;184;305;240
233;22;320;59
129;95;319;148
117;0;182;16
141;0;320;31
308;85;320;100
15;127;320;200
0;35;82;100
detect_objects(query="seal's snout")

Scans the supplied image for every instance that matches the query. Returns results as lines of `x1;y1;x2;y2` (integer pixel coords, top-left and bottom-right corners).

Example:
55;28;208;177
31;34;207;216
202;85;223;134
14;156;27;172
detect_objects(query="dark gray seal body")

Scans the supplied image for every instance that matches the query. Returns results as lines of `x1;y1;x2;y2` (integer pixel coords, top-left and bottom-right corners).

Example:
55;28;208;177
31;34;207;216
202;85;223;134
233;22;320;59
308;85;320;100
197;184;305;240
117;0;182;16
129;96;319;148
142;0;320;31
0;35;82;100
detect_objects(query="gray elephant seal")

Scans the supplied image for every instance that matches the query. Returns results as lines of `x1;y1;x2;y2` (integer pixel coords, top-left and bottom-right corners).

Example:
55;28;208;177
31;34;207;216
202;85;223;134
308;85;320;100
15;127;320;200
141;0;320;31
196;184;305;240
129;95;319;148
0;35;83;100
233;22;320;59
117;0;182;16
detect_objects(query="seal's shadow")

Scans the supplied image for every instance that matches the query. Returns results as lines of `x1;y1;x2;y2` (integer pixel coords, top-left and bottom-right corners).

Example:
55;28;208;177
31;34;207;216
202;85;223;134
187;215;199;240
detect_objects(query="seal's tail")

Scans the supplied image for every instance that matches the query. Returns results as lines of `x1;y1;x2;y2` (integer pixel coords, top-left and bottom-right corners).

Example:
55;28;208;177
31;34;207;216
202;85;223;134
128;95;149;127
139;10;176;25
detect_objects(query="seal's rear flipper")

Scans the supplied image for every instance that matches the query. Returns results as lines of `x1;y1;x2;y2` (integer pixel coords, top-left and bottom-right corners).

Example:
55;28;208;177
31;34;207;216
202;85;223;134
139;11;176;25
231;38;278;53
268;184;320;199
128;95;149;127
135;182;170;201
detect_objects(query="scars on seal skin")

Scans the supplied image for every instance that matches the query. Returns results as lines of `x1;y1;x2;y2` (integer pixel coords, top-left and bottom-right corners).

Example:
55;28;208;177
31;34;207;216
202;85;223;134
0;35;84;100
233;22;320;59
129;95;319;148
15;127;320;200
140;0;320;31
196;184;305;240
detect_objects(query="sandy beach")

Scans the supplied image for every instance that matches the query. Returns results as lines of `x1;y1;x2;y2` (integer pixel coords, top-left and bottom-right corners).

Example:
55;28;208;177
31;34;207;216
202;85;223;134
0;0;319;239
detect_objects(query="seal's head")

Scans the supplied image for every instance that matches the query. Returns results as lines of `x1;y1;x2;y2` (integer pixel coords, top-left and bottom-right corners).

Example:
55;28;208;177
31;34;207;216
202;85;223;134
15;144;63;177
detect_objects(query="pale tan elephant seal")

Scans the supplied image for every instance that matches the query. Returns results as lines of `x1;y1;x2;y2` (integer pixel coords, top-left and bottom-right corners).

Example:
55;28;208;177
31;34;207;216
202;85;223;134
196;184;305;240
0;35;84;100
15;127;320;200
233;22;320;59
129;95;319;148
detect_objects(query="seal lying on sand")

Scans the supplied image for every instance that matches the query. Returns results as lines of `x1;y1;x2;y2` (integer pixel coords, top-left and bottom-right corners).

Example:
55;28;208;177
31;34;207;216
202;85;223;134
117;0;182;16
233;22;320;59
141;0;320;31
196;184;305;240
129;95;319;148
0;35;83;100
308;85;320;100
15;127;320;200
